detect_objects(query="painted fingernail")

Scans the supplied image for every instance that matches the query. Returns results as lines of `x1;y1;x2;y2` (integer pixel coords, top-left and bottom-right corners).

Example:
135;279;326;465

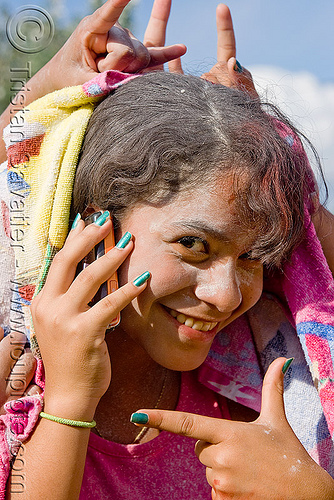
130;412;149;425
116;231;132;249
71;213;81;230
234;60;243;73
133;271;151;287
282;357;294;375
94;211;110;227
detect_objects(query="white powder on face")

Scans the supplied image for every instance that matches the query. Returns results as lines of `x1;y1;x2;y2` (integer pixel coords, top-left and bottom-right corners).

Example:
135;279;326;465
237;267;254;287
148;220;162;234
195;282;233;299
195;259;243;299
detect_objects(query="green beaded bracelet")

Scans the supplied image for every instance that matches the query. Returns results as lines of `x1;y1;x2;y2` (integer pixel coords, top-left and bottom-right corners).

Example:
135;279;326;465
39;411;96;428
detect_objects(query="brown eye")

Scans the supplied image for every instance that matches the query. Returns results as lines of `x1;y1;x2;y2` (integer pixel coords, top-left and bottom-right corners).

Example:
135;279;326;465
239;251;252;260
178;236;208;253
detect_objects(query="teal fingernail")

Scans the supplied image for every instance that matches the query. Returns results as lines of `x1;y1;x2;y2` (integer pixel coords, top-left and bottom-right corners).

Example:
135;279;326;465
282;357;294;375
234;60;243;73
133;271;151;287
130;412;149;425
116;231;132;249
94;211;110;227
71;213;81;230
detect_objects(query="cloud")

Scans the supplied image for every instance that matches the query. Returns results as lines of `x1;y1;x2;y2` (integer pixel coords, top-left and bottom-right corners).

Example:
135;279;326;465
249;65;334;213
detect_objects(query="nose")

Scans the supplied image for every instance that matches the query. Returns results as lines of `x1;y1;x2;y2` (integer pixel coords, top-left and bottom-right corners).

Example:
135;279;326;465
194;259;242;313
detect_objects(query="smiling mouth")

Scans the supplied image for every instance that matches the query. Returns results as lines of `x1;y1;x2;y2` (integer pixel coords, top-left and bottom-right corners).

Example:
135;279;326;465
165;307;218;332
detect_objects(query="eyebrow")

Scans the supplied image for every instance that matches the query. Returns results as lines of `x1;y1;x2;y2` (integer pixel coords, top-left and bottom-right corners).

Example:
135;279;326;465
169;220;232;242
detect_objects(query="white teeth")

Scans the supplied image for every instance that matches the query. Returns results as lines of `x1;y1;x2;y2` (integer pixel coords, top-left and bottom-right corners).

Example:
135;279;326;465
176;313;186;324
169;309;218;332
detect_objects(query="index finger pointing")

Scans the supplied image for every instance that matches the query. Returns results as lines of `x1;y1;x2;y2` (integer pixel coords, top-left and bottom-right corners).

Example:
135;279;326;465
131;409;226;444
86;0;132;35
216;3;236;63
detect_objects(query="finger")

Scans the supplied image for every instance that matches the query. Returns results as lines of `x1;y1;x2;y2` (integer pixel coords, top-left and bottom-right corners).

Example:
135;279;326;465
194;438;211;458
143;0;186;72
67;240;134;308
6;351;37;399
195;439;228;471
25;384;42;397
0;332;26;407
130;409;228;444
66;216;85;243
84;0;132;35
84;272;150;329
105;24;137;56
0;332;26;378
97;42;141;73
0;327;4;341
146;44;186;68
206;470;227;498
43;218;113;297
211;486;218;500
168;57;183;74
144;0;171;48
201;62;230;86
259;357;290;424
120;38;151;72
96;23;145;72
216;4;236;63
226;57;259;98
106;25;150;72
102;36;151;73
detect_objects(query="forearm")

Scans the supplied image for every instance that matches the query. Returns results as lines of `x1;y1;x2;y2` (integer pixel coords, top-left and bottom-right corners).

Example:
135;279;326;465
7;396;95;500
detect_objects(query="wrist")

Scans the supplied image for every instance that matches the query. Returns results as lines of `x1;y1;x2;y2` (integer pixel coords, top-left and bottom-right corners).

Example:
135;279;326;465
43;391;99;423
39;411;96;429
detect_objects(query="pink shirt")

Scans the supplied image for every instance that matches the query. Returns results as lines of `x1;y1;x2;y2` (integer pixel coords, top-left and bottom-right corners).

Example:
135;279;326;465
80;370;230;499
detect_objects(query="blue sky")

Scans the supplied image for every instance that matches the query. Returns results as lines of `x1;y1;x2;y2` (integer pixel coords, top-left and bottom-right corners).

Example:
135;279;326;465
133;0;334;83
4;0;333;82
58;0;334;83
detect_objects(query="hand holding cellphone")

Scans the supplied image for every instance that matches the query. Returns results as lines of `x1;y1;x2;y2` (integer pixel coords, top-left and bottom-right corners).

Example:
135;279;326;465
77;211;120;328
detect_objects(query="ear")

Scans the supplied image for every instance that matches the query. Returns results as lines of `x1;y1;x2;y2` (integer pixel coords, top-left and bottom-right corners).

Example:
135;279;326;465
81;203;101;219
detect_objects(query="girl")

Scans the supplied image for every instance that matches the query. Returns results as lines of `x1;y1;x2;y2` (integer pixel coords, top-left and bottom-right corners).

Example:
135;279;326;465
1;1;333;498
4;70;333;498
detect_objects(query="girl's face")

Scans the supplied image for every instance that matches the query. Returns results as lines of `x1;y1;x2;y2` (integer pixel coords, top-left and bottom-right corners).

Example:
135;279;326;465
117;176;264;371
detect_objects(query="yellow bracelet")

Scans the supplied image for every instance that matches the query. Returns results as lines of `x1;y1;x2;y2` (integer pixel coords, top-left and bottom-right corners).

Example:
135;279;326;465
39;411;96;428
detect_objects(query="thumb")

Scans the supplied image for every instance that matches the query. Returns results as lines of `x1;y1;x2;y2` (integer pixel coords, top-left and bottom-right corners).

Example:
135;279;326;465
259;357;294;424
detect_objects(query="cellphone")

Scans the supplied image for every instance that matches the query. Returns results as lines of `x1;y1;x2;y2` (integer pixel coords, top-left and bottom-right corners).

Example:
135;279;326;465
78;211;120;328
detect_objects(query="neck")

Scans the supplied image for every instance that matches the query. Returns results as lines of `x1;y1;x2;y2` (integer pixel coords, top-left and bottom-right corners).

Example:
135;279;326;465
93;326;180;444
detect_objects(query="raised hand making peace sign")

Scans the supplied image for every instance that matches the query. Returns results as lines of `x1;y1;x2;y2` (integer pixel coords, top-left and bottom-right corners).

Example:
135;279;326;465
50;0;186;85
0;0;186;163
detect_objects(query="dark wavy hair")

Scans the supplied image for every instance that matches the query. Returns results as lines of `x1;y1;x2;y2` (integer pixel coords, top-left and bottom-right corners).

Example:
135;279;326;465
73;71;322;268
